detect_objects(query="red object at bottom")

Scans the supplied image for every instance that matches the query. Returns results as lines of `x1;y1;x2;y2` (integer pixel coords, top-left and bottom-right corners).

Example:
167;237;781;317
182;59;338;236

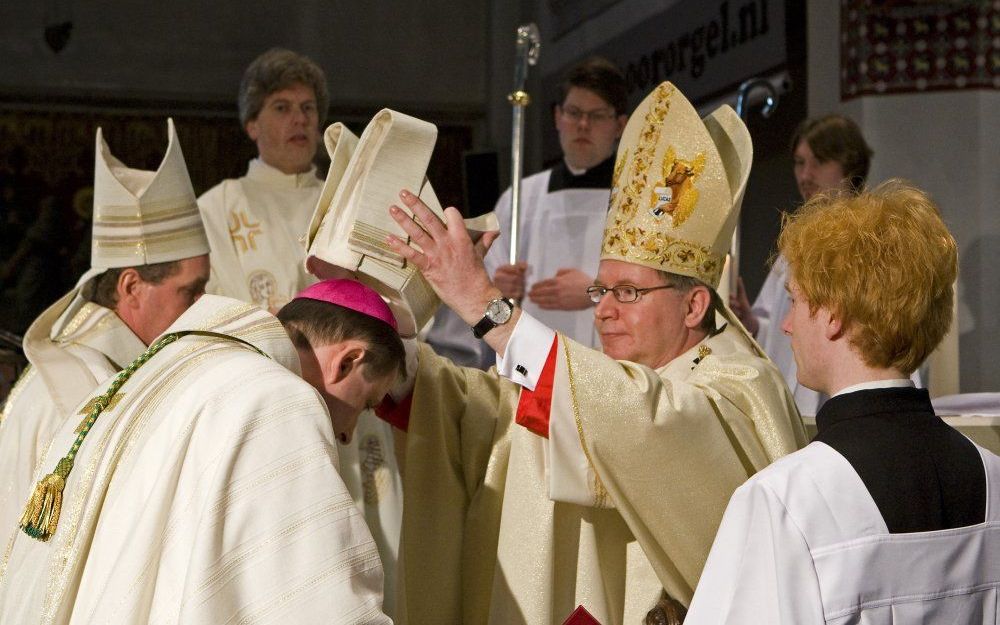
562;605;603;625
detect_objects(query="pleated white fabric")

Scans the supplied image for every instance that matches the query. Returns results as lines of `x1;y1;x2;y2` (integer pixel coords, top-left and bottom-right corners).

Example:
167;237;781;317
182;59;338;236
0;296;390;625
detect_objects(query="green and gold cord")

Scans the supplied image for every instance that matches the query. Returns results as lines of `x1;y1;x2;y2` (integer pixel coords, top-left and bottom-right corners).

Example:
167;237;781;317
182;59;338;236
18;332;181;541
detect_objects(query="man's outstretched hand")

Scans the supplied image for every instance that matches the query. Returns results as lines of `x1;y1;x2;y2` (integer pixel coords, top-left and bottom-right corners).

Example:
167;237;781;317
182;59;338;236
386;189;518;355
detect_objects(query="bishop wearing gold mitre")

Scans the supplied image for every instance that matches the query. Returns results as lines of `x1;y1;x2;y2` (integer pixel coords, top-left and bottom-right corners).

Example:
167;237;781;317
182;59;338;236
376;82;808;625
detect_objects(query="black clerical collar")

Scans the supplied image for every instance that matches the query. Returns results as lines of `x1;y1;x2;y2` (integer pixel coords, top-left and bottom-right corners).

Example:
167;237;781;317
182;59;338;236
547;155;615;193
815;386;935;434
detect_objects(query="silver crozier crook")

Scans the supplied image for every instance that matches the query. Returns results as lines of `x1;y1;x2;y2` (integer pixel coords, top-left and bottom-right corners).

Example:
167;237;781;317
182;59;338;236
507;23;541;265
731;78;779;295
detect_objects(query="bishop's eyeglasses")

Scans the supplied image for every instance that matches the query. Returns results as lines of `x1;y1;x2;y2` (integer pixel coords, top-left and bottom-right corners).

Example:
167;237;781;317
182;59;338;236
586;284;676;304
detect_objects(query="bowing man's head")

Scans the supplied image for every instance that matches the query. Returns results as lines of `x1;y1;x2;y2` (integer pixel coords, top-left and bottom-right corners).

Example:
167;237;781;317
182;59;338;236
777;180;957;395
277;279;405;445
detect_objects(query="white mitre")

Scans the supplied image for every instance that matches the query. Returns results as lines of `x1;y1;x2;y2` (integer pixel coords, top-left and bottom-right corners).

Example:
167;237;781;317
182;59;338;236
21;118;209;415
90;117;209;269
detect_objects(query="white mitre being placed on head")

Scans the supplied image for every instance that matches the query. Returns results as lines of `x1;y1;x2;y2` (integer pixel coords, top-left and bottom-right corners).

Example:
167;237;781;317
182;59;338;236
305;111;495;338
22;118;209;415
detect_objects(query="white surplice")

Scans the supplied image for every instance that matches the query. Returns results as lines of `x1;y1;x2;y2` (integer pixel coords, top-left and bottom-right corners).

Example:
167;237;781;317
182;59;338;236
484;168;608;348
686;440;1000;624
0;296;390;625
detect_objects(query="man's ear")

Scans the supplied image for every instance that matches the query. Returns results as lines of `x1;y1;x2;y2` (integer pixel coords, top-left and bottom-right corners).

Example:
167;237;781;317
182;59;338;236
116;268;144;311
615;114;627;139
823;309;845;341
684;286;712;330
245;119;259;142
326;342;367;385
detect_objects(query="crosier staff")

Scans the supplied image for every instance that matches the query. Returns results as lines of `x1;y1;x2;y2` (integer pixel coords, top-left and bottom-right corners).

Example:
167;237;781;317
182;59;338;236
507;23;540;267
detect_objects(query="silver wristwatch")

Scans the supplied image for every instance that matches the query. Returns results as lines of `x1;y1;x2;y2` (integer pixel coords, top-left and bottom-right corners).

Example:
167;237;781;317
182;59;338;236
472;297;515;338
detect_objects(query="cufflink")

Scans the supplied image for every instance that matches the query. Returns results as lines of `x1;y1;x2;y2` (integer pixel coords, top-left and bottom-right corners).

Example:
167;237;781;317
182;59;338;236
515;364;528;376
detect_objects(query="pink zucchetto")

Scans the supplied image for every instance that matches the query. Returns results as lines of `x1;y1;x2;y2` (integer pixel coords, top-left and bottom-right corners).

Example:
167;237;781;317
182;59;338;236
294;279;398;331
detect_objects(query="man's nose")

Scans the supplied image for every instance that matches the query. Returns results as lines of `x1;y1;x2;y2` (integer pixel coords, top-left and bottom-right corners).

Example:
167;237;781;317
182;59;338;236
594;291;617;320
780;311;792;336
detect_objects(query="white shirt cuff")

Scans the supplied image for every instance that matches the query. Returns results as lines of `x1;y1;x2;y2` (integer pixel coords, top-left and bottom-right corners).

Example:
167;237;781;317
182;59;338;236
495;311;556;392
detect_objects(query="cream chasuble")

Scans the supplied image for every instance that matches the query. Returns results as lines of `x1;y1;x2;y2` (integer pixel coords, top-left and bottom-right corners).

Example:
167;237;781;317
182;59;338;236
0;296;389;625
395;315;805;625
198;158;320;311
0;302;145;565
544;322;808;607
200;154;405;619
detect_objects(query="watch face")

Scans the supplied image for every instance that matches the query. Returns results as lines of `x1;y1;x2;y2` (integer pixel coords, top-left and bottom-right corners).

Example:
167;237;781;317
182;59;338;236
486;298;513;324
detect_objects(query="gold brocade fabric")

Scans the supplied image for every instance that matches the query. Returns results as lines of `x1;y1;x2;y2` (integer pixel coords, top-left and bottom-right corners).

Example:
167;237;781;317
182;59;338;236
400;344;516;625
400;327;804;623
559;323;807;605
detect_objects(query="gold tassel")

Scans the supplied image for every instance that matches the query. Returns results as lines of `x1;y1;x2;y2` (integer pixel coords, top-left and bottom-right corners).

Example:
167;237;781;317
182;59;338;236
19;458;72;541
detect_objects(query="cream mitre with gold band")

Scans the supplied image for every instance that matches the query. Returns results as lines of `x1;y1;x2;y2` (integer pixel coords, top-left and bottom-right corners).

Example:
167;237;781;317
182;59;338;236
305;111;496;338
89;118;208;269
21;118;209;416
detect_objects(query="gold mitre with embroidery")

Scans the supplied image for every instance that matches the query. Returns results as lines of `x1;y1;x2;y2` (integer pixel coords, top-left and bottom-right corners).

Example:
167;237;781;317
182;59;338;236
92;117;209;269
602;82;751;289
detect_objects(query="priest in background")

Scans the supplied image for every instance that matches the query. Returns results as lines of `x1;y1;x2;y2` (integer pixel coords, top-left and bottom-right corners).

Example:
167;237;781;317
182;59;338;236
729;114;873;415
685;181;1000;624
0;119;210;558
198;47;325;311
379;82;806;624
0;279;401;624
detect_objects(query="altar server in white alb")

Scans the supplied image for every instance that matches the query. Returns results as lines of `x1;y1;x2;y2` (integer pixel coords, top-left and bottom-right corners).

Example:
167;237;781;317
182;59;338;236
0;281;401;623
729;114;873;415
0;119;209;554
686;181;1000;624
198;47;326;311
427;57;629;366
489;56;629;343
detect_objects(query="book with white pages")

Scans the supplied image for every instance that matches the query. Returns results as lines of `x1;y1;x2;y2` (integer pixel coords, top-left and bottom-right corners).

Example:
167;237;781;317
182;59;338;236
305;109;496;337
